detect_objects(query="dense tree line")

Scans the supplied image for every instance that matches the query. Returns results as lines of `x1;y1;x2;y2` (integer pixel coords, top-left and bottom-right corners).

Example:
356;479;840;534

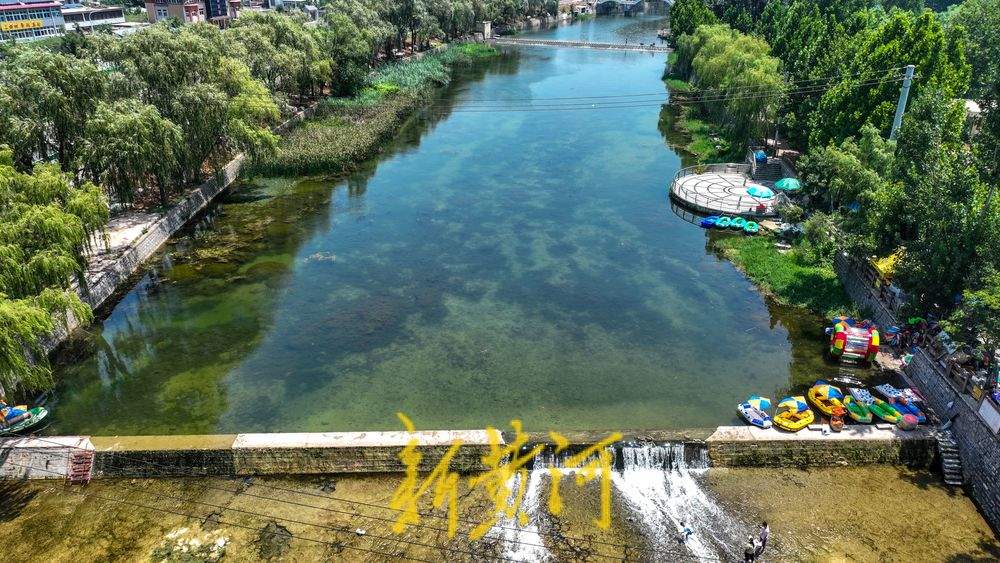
0;3;553;393
673;24;786;145
0;149;108;393
669;0;1000;362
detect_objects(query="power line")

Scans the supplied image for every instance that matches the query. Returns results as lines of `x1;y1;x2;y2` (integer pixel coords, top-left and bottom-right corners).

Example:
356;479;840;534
454;66;906;104
3;460;435;563
423;76;907;113
7;456;517;562
13;435;720;561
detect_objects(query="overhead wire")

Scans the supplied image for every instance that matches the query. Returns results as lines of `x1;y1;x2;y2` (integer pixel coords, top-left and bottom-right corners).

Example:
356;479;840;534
3;460;434;563
14;435;723;561
6;456;520;563
424;75;908;113
452;66;907;104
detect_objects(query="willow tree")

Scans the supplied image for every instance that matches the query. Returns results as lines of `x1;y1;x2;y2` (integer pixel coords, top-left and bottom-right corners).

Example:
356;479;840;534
677;24;787;146
0;146;108;393
82;99;183;208
99;25;280;183
0;49;107;173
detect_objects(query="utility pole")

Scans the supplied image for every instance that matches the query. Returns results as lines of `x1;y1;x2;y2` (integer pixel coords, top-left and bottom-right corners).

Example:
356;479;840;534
889;65;915;140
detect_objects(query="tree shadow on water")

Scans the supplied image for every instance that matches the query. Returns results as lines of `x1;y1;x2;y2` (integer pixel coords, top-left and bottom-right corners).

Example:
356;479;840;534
0;479;40;523
895;466;959;496
944;538;1000;562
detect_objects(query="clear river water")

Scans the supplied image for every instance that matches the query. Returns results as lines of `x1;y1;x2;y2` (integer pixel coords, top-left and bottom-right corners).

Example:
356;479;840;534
49;16;842;435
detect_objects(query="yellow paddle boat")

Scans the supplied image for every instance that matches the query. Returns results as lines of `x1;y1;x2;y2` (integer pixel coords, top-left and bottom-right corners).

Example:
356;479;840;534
807;381;846;417
773;396;814;432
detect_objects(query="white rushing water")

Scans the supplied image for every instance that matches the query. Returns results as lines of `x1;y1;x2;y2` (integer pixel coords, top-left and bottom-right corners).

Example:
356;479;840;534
495;468;553;562
611;443;747;562
492;443;746;562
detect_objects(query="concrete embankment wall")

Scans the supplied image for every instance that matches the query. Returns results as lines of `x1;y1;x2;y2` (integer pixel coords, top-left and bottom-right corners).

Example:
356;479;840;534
0;431;495;480
706;425;935;468
2;426;939;480
41;106;318;355
835;253;1000;531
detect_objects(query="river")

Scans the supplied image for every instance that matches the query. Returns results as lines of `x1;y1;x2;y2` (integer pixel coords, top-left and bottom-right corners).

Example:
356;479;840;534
49;16;843;436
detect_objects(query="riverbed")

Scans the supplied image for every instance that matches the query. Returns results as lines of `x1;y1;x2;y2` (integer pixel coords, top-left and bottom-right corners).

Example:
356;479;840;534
49;16;843;436
2;464;996;561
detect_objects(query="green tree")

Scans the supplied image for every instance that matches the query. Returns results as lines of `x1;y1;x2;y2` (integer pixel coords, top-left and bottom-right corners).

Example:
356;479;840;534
676;24;786;147
82;100;183;207
809;10;970;148
669;0;718;47
227;11;331;105
947;0;1000;97
0;146;108;393
0;49;107;172
944;273;1000;367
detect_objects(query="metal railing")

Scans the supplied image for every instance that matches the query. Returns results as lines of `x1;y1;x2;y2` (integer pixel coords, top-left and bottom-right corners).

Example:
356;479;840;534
668;162;777;217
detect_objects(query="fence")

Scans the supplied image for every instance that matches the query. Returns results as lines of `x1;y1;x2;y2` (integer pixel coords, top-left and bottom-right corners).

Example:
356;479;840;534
669;162;779;217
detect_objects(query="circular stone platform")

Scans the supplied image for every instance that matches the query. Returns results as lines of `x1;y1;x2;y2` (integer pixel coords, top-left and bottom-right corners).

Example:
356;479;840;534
670;168;778;217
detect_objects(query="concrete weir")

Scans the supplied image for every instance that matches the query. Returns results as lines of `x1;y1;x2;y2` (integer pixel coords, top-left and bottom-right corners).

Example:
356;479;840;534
707;425;936;468
1;426;938;480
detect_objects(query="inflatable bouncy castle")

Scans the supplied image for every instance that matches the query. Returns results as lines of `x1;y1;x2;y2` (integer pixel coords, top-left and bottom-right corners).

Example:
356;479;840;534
829;319;879;364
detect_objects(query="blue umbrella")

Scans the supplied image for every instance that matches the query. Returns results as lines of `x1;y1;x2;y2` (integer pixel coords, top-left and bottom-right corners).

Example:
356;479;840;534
778;396;809;413
774;178;801;191
746;184;775;199
747;395;772;411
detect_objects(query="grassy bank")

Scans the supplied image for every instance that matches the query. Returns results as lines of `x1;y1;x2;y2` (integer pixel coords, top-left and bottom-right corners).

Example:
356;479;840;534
714;235;854;317
660;69;733;163
252;43;499;176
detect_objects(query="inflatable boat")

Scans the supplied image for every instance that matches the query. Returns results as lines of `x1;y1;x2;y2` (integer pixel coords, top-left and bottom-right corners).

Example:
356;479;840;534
807;381;846;417
773;396;814;432
842;395;873;423
737;395;772;429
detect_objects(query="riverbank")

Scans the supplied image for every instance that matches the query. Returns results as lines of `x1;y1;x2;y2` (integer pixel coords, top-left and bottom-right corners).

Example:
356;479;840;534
39;44;498;367
661;57;734;164
251;43;500;177
713;234;854;318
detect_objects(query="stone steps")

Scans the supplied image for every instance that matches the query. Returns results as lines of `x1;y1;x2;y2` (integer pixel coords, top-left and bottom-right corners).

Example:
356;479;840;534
937;430;964;486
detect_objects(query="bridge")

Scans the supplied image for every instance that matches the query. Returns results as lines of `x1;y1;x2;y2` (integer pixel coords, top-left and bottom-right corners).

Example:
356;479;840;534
491;38;670;53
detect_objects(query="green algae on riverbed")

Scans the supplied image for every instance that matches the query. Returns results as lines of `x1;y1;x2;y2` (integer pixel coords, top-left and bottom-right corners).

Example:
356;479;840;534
709;466;1000;562
49;16;848;436
0;468;994;561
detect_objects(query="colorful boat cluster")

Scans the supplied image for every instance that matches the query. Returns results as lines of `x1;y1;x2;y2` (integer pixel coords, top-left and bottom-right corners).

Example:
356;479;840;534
700;215;759;235
737;381;927;433
828;317;879;364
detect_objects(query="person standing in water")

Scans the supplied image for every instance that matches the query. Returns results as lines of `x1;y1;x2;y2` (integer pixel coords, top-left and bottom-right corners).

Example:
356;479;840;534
678;521;693;543
744;535;758;562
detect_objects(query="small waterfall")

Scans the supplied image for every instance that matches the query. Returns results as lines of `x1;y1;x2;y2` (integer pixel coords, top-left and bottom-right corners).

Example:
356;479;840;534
495;469;553;562
612;443;746;562
492;442;743;562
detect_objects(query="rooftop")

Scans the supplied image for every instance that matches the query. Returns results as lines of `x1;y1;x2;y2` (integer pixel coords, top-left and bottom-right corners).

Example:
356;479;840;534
0;0;61;11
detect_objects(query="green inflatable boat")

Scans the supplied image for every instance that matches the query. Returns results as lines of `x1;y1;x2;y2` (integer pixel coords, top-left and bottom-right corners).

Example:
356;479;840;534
731;217;747;229
716;216;733;228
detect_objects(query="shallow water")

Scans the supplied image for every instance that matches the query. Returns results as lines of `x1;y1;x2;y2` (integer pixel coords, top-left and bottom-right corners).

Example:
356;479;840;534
49;16;846;436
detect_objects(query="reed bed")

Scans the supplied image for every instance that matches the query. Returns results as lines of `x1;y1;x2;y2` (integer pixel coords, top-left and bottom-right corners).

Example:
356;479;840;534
253;43;499;176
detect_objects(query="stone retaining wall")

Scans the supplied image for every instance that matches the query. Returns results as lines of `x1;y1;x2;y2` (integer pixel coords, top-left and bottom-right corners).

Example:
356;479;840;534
2;430;495;479
41;105;318;355
834;252;1000;532
706;425;935;468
